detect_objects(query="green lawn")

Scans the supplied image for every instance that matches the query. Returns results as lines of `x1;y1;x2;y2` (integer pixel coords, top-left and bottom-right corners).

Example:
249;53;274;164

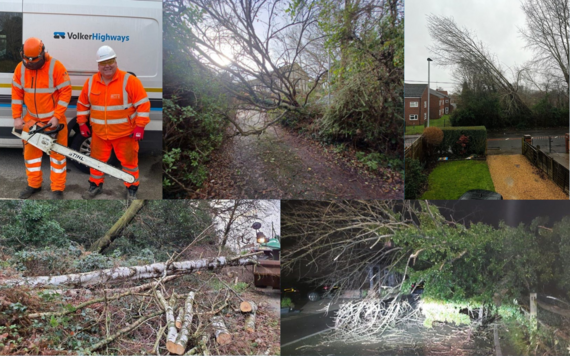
405;115;452;135
420;160;496;200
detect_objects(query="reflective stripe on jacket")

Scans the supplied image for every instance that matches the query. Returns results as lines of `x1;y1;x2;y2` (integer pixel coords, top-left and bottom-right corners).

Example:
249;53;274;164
76;69;150;140
11;54;72;123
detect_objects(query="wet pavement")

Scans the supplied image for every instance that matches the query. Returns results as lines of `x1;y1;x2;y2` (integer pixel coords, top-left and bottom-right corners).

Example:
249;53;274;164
281;322;496;356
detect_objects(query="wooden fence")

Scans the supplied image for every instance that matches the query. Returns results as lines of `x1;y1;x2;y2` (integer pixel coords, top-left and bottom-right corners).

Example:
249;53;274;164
522;141;569;194
404;135;425;171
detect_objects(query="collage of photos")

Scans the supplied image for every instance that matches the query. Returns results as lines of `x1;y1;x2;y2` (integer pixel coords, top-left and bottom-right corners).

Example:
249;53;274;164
0;0;568;356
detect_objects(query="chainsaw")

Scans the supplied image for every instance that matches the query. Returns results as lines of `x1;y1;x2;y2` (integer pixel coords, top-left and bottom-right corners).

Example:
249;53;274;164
12;124;135;184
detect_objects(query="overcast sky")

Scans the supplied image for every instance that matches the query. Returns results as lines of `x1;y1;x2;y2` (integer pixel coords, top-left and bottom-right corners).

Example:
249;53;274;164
405;0;535;94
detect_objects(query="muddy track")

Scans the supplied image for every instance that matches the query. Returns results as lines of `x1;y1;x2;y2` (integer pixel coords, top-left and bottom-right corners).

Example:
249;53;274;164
203;111;403;199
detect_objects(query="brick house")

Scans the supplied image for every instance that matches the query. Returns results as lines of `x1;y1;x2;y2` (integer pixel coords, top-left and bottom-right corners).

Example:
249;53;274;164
404;83;452;126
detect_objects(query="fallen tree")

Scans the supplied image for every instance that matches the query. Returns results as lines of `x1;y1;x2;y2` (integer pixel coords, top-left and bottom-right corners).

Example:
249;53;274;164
89;199;146;253
2;255;257;288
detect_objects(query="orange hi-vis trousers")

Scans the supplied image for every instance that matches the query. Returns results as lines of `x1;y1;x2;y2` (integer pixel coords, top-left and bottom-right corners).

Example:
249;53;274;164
23;123;68;191
89;133;139;188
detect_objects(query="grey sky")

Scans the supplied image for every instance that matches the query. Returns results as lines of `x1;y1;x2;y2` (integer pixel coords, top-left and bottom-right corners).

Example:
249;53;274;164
405;0;535;94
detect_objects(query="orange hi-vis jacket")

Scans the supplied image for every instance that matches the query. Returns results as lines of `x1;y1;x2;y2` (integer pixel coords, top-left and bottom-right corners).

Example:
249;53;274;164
11;53;71;124
76;69;150;141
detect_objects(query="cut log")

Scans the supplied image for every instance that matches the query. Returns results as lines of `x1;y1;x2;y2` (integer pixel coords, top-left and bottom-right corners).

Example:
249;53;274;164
211;316;232;345
240;301;257;313
244;313;256;333
4;256;257;288
157;290;180;354
176;307;183;329
170;292;196;355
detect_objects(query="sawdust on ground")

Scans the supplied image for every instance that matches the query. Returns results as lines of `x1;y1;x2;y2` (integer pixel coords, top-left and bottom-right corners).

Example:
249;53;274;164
487;155;568;200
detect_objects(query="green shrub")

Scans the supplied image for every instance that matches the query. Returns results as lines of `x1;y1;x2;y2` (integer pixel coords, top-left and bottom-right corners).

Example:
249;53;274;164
72;253;113;273
2;202;67;248
356;152;403;172
438;127;487;156
281;297;294;309
11;247;78;276
405;159;427;199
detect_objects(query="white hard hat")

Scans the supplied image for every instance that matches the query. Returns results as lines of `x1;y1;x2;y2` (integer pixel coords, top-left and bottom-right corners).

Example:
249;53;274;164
96;45;117;62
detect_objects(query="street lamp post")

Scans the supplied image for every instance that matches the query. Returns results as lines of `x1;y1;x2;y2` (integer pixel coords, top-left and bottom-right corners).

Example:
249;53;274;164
427;58;433;128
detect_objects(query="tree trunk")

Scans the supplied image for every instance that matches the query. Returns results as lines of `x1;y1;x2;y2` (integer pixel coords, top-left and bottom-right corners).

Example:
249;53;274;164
211;316;232;345
170;291;196;355
4;256;257;288
157;290;179;354
241;300;257;333
89;200;146;253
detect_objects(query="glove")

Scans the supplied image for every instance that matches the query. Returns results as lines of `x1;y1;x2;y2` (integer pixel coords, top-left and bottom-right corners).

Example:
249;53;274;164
133;126;144;141
47;116;59;128
79;123;91;137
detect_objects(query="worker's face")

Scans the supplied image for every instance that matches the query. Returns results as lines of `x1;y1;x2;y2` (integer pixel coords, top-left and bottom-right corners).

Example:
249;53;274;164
98;58;117;79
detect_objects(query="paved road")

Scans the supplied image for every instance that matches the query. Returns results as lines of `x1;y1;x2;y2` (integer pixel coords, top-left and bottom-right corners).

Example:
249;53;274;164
0;147;162;200
281;311;336;346
487;129;567;155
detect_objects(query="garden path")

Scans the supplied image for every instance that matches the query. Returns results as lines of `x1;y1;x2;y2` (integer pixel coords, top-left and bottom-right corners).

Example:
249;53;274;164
487;155;567;199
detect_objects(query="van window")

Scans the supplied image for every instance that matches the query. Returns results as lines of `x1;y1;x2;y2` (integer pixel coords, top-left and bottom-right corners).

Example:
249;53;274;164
0;12;23;73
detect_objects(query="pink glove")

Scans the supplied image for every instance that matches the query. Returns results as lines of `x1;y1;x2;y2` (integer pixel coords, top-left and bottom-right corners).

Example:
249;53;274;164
133;126;144;141
79;124;91;137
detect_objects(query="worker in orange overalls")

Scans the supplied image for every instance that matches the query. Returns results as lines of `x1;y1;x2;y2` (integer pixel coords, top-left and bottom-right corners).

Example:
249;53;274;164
12;37;72;200
76;45;150;200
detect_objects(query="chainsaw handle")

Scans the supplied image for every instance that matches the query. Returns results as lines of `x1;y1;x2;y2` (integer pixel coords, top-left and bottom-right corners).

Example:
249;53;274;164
30;123;65;135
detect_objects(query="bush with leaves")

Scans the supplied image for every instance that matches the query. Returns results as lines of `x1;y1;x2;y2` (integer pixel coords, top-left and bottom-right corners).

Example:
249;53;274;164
1;202;67;248
318;0;403;155
404;159;427;199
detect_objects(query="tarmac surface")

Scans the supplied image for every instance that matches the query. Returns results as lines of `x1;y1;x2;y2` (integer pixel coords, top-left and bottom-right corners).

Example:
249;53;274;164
0;147;162;200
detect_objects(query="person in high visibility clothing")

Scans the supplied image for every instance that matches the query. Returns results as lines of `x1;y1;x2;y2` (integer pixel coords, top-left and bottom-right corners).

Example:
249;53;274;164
12;37;72;200
76;45;150;200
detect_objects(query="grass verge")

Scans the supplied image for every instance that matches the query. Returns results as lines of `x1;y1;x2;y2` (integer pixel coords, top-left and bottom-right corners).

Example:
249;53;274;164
420;160;495;199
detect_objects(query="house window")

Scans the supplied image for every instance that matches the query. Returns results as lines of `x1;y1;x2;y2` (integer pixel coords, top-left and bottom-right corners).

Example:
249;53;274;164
424;101;426;108
445;107;449;114
410;101;418;107
424;113;426;120
445;99;449;103
410;114;418;121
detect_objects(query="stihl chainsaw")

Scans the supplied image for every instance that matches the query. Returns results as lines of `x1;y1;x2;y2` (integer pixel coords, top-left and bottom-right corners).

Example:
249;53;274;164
12;124;135;184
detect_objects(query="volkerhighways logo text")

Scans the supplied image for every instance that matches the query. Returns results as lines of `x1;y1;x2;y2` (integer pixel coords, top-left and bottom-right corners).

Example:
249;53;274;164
54;32;130;43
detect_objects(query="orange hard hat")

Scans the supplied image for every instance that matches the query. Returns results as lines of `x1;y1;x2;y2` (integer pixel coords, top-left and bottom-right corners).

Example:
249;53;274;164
23;37;44;59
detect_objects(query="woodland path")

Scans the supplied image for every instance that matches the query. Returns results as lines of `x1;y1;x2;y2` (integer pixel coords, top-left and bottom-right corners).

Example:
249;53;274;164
203;111;403;199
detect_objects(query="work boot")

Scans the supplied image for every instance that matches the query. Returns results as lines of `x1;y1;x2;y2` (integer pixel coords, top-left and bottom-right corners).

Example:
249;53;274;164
82;182;103;200
52;190;64;200
126;185;138;200
18;185;41;199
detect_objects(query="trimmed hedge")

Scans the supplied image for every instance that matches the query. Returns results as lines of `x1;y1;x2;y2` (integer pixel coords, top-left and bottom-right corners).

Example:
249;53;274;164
437;126;487;156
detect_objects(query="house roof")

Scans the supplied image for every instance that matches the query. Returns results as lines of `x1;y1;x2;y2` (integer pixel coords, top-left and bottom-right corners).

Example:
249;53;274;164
429;89;446;98
404;83;427;98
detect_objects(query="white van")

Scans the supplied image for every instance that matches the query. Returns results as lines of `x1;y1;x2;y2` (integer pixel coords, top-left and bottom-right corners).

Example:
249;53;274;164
0;0;162;171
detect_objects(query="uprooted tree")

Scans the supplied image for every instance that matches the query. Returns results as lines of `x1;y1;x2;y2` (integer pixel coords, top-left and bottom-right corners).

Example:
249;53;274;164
282;200;570;346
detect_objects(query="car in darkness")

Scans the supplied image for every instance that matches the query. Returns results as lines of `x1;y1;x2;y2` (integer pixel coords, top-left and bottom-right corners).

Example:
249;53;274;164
282;279;339;302
459;190;503;200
